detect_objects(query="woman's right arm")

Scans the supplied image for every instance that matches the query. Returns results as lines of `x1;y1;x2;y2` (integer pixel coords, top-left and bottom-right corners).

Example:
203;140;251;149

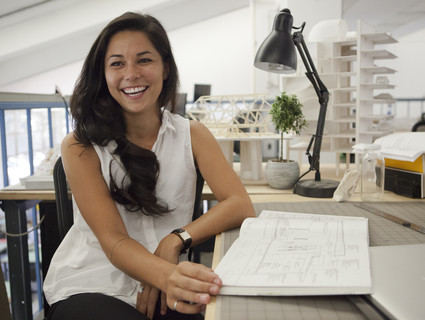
61;132;179;278
61;133;218;316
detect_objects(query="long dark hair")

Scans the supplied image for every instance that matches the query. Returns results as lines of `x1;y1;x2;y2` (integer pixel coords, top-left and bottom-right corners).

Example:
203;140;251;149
70;12;179;214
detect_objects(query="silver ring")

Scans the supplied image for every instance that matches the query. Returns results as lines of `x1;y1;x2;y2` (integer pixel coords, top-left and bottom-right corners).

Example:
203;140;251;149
138;286;144;294
173;300;179;311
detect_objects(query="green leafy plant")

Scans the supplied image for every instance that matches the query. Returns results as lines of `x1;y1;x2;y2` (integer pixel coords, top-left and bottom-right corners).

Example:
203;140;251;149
270;91;307;162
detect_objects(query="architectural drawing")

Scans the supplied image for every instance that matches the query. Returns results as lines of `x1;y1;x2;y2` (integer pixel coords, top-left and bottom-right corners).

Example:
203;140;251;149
215;210;371;295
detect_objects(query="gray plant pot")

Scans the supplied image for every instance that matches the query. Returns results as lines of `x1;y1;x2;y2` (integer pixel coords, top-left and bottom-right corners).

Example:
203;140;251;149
265;159;300;189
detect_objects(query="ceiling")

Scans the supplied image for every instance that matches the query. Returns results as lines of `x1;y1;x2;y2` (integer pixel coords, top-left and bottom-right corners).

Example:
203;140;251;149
342;0;425;36
0;0;48;18
1;0;425;88
2;0;424;32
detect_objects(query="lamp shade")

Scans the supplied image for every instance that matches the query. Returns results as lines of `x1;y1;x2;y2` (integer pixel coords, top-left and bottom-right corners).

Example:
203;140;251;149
254;9;297;74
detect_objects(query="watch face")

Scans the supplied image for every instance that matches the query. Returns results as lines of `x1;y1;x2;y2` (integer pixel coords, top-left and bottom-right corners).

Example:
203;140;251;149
171;228;192;254
180;230;191;241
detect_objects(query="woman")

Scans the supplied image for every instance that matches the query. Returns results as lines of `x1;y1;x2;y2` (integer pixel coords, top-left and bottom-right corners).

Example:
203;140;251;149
43;11;255;320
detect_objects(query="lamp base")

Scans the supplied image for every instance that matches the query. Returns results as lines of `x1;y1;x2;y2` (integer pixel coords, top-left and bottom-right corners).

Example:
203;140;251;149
294;179;339;198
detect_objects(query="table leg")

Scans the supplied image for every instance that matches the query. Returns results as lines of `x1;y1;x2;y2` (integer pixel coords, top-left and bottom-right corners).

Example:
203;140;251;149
39;201;61;314
217;141;234;165
2;199;39;320
240;141;262;180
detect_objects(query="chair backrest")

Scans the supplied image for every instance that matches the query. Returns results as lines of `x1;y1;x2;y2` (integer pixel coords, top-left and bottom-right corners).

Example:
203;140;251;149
191;166;205;222
188;167;206;263
53;157;73;241
412;113;425;132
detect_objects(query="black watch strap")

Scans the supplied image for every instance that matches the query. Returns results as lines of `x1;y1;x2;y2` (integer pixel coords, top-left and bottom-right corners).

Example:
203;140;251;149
171;228;192;254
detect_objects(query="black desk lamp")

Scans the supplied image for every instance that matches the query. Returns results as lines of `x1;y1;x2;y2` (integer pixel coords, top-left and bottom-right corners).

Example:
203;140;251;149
254;8;339;198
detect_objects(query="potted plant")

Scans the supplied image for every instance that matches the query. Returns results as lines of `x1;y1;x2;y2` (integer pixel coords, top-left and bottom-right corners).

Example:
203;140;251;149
265;91;307;189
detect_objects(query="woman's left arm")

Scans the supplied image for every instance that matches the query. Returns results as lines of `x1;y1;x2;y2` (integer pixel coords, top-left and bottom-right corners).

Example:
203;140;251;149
184;120;256;245
150;120;256;315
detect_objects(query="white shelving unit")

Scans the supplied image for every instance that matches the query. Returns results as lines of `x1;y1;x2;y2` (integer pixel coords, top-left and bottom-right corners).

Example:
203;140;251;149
284;21;397;170
355;24;397;147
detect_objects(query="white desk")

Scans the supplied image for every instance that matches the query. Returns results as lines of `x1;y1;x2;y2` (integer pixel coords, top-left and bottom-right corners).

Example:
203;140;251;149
205;201;425;320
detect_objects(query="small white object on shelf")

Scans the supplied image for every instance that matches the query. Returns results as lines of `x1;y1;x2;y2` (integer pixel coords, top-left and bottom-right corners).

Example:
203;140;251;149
20;175;54;190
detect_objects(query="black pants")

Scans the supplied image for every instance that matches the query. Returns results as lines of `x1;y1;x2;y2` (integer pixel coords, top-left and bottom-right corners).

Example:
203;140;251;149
46;293;204;320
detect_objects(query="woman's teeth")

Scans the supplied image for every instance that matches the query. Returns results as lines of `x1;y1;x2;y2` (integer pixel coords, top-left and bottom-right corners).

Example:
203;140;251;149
123;87;147;95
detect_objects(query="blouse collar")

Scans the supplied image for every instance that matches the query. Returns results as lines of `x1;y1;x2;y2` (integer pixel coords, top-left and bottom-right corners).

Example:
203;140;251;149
158;109;177;137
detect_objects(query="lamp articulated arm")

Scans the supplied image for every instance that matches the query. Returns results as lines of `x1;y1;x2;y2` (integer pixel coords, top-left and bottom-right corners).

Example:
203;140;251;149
253;8;339;197
292;28;329;182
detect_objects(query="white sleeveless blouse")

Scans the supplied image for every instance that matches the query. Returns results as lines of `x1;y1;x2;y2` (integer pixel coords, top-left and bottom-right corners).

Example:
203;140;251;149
44;110;197;307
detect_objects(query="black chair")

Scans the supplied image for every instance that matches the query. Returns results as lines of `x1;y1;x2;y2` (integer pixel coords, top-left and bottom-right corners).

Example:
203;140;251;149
188;166;210;263
53;158;73;241
52;157;208;261
412;113;425;132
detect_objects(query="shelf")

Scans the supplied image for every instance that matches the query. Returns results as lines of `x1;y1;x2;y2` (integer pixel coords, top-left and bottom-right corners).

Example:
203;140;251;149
328;131;356;138
334;102;356;107
333;147;355;154
359;130;393;137
334;116;356;123
321;72;356;77
332;87;356;92
360;99;396;104
331;55;357;62
360;83;396;89
335;39;357;46
361;49;397;60
359;114;394;121
363;32;397;45
361;66;396;74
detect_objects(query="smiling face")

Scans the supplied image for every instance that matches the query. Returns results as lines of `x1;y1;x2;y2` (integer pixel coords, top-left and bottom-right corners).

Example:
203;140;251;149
104;30;167;117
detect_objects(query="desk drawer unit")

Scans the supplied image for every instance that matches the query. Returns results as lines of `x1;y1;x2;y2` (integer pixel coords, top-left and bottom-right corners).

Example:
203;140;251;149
385;167;424;198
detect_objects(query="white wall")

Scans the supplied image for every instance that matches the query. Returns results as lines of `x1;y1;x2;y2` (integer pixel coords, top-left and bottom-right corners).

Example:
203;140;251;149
169;7;254;100
386;27;425;98
0;60;83;95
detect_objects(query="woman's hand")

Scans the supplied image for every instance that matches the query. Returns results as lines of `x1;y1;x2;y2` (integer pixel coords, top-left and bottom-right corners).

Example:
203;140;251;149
137;262;221;317
137;233;181;318
136;282;159;319
165;261;222;314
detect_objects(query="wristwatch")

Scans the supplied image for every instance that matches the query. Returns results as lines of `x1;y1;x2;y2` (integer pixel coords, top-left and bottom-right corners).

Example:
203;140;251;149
171;228;192;254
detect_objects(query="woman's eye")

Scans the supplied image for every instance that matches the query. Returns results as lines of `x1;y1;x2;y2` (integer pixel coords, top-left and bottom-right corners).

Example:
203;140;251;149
139;58;151;64
110;61;122;67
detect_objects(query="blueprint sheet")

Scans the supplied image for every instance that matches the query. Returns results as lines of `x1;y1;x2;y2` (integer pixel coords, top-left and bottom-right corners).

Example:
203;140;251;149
216;211;371;295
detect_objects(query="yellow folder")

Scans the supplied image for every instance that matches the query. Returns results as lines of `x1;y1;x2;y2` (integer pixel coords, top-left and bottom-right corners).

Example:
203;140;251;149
385;154;425;173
